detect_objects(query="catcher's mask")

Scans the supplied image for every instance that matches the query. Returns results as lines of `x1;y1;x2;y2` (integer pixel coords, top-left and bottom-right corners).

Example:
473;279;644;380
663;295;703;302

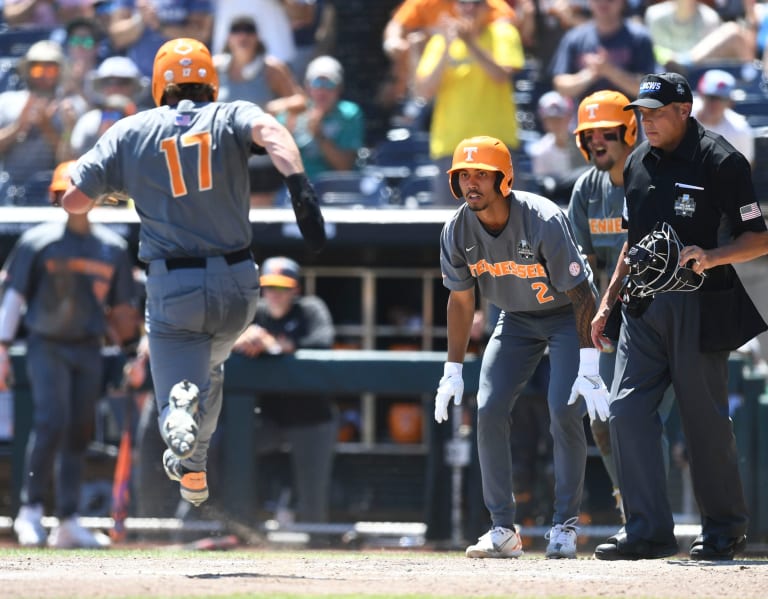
625;222;705;299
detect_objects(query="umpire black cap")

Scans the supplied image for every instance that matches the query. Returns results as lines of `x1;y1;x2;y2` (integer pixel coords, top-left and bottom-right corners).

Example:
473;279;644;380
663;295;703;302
625;73;693;110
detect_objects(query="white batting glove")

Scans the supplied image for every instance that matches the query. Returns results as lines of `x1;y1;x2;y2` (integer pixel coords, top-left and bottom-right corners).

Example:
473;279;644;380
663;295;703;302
435;362;464;423
567;348;610;422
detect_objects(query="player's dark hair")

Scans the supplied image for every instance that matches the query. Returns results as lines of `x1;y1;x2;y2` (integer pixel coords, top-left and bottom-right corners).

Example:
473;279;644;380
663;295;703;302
161;83;216;106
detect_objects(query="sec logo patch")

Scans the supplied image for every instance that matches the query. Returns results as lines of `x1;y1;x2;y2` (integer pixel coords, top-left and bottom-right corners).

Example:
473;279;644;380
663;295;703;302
569;262;581;276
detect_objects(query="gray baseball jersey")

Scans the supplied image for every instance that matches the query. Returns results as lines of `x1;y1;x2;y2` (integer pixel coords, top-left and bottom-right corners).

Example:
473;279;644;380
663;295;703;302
568;168;626;270
72;99;264;262
2;221;135;340
440;191;592;312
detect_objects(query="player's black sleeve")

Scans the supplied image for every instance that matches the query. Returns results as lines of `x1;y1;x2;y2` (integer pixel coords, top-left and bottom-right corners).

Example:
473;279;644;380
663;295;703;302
286;173;326;253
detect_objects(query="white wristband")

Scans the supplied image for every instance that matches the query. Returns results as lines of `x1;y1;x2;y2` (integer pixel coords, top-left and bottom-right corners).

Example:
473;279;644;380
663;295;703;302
578;347;600;375
444;361;462;376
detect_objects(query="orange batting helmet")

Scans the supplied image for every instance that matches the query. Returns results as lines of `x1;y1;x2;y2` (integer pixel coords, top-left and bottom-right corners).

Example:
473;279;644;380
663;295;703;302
447;136;514;199
573;90;637;162
151;37;218;107
49;160;77;204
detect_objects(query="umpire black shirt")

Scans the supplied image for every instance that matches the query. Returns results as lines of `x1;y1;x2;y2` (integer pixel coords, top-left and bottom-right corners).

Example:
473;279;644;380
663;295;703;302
623;117;766;292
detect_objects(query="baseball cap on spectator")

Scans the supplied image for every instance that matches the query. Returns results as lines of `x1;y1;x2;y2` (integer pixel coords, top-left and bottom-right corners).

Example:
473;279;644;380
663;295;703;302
305;55;343;87
697;69;736;100
95;56;141;81
89;56;146;101
625;72;693;110
538;91;572;119
260;257;300;288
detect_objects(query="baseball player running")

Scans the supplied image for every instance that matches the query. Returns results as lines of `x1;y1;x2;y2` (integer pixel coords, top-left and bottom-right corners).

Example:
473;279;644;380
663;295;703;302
435;136;610;559
61;38;325;507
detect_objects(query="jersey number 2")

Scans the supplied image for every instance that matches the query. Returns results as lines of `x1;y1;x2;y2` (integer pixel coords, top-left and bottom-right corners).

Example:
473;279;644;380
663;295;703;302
160;132;213;197
531;282;554;304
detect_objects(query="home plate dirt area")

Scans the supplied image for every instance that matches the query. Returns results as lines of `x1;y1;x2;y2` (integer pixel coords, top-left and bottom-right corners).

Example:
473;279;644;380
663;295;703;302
1;546;766;599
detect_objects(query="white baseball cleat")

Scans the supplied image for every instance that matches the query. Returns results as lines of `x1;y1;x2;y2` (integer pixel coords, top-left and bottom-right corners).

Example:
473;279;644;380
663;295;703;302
465;526;523;558
545;516;579;559
47;517;111;549
13;504;46;547
162;380;200;459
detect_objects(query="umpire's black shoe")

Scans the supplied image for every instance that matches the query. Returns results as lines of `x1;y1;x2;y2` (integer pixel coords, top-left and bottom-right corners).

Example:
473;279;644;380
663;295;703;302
594;532;678;561
689;534;747;561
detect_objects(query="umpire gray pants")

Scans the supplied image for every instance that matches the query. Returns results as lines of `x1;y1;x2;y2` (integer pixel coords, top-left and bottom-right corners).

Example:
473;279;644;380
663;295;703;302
611;291;748;544
145;256;260;473
477;306;585;528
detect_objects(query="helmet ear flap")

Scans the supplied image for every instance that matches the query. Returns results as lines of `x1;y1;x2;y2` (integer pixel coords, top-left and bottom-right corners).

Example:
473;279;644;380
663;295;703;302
577;132;591;162
495;171;505;195
449;172;462;199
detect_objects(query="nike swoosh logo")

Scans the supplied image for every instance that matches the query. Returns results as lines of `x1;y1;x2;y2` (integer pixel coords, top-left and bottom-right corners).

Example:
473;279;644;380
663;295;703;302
584;375;603;389
466;245;477;252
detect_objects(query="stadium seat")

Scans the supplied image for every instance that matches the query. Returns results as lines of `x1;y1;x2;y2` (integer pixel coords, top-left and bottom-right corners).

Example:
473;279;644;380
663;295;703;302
309;170;391;208
397;172;438;208
365;129;434;180
0;26;55;59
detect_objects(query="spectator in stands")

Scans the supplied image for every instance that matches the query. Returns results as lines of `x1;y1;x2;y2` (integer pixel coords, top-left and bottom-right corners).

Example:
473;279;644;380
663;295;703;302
693;68;755;164
4;0;60;27
644;0;756;72
284;0;337;81
232;256;338;525
57;17;108;102
86;55;147;106
413;0;525;205
6;160;138;548
4;0;101;28
277;55;364;184
214;15;307;208
529;0;590;72
526;90;585;203
550;0;656;105
212;0;295;64
382;0;517;108
69;92;136;158
0;40;87;205
65;55;145;160
107;0;214;78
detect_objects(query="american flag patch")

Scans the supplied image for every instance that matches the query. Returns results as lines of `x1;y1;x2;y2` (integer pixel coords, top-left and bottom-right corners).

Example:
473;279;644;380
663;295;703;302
175;113;192;126
740;202;761;221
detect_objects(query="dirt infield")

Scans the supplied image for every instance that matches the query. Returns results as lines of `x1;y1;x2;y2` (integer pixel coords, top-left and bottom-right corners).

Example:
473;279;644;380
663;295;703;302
2;546;767;599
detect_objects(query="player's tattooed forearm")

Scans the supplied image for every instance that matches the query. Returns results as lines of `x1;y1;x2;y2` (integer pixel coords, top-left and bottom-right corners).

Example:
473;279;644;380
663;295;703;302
566;279;598;348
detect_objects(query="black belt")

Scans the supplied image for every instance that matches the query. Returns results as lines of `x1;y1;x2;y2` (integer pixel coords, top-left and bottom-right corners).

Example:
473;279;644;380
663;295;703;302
165;248;252;271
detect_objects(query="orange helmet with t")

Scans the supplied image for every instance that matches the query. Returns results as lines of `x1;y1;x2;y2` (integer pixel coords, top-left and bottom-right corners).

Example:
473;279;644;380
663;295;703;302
573;90;637;162
447;136;514;199
49;160;77;204
151;37;218;107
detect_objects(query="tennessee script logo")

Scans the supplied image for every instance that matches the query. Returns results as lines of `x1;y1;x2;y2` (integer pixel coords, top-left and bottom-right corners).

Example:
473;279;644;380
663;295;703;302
468;258;546;279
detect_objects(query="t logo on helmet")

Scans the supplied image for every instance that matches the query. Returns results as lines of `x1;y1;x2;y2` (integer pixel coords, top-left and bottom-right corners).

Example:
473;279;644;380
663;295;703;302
463;146;479;161
584;103;599;120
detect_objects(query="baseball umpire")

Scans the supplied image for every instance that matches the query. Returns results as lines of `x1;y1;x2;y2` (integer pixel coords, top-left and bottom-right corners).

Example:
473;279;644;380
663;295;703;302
435;135;610;559
61;38;325;508
591;72;768;560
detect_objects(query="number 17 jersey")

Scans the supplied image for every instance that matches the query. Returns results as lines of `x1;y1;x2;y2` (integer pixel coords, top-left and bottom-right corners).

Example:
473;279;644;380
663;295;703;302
72;99;265;263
